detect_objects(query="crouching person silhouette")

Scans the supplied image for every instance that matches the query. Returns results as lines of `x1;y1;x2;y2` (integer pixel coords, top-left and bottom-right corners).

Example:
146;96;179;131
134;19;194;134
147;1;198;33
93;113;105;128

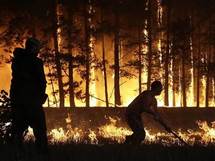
10;38;48;159
125;81;168;144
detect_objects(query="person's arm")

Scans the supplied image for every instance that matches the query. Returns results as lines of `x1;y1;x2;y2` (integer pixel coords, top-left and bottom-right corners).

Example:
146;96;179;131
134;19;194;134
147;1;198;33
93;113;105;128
150;99;172;132
149;99;165;122
35;59;47;104
38;60;47;95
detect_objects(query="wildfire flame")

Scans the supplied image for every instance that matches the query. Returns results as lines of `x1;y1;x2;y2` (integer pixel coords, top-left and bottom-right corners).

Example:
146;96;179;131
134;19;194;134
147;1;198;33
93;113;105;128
23;116;215;146
98;116;132;143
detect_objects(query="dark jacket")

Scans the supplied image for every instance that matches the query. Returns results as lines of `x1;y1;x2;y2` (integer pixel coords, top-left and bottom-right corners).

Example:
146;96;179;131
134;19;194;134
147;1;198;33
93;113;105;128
10;48;46;105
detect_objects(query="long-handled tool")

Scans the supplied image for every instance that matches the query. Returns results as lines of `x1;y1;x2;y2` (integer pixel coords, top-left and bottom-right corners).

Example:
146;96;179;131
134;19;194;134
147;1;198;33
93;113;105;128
156;119;189;146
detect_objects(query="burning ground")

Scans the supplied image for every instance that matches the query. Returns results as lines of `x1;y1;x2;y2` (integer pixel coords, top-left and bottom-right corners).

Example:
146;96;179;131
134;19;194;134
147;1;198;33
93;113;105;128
25;115;215;146
1;108;215;161
1;118;215;161
38;108;215;145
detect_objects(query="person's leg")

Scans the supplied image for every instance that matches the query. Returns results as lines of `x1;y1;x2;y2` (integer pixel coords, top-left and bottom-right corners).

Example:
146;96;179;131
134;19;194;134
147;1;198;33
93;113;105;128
30;107;48;153
125;114;145;144
10;106;28;160
132;130;146;144
11;107;28;145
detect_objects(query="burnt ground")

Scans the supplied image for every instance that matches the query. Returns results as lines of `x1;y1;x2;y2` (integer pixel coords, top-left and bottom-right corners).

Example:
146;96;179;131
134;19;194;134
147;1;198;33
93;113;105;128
0;143;215;161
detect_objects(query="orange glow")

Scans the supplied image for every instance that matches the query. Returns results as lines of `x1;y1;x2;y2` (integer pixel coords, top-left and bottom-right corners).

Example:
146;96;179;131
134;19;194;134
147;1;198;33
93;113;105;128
89;37;97;106
1;45;214;107
24;118;215;145
0;2;214;108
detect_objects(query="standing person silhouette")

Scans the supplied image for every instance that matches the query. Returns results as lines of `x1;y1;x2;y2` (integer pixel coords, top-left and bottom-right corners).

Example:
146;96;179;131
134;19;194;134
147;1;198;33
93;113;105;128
10;38;48;156
125;80;170;144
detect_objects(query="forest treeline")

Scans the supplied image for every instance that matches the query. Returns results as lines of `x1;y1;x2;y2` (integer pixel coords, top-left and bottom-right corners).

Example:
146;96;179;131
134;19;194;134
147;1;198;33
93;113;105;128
0;0;214;107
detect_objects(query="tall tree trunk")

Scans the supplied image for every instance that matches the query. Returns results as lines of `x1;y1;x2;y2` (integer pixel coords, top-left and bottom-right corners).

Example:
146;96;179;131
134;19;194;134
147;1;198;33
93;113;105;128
205;19;212;107
164;4;171;106
69;60;75;107
172;59;175;107
47;64;58;107
192;17;197;107
67;7;75;107
196;26;201;107
213;46;215;106
102;35;109;107
52;0;64;108
205;59;210;107
172;56;178;107
84;2;90;107
147;0;153;90
101;7;109;107
114;9;121;106
138;23;142;94
181;54;187;107
213;22;215;106
205;56;210;107
172;61;176;107
190;12;195;108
